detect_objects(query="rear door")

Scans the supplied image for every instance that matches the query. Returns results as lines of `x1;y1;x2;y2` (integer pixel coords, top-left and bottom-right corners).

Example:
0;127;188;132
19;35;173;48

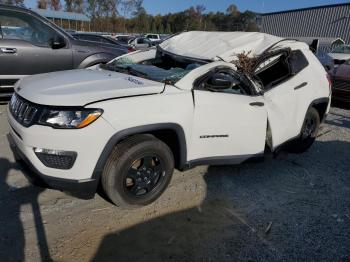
0;9;73;90
254;49;309;148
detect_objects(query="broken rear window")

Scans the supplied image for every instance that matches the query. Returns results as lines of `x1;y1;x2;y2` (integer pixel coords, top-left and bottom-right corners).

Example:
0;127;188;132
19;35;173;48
254;50;308;90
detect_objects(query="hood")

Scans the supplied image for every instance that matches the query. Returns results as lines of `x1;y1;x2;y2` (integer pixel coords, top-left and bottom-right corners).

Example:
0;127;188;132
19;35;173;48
16;69;164;106
160;31;283;62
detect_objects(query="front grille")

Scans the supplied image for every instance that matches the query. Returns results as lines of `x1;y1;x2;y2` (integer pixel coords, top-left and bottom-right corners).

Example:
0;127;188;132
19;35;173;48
9;94;39;127
333;80;350;91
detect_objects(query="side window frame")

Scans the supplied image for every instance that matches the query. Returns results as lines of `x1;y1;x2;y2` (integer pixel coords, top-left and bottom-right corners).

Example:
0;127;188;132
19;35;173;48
193;66;255;96
288;50;309;75
253;48;309;92
253;49;292;91
0;9;68;48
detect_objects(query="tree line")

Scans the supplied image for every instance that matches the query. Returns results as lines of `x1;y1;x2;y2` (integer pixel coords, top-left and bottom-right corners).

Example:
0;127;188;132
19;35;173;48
1;0;260;34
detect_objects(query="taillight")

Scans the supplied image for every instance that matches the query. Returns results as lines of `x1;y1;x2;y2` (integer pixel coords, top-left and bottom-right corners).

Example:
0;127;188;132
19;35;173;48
128;47;136;53
326;73;332;92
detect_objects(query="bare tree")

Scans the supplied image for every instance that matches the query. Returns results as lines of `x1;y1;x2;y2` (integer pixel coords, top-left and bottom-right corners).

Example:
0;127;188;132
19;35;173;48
65;0;84;13
37;0;48;9
195;5;206;29
50;0;61;10
227;4;239;17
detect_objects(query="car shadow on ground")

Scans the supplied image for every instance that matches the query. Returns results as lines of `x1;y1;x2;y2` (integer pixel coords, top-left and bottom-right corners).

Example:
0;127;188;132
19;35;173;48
1;140;349;261
0;157;51;261
92;140;350;262
326;111;350;129
332;101;350;110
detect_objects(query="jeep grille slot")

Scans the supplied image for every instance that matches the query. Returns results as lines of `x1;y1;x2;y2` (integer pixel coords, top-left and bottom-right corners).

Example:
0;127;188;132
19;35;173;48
9;94;39;127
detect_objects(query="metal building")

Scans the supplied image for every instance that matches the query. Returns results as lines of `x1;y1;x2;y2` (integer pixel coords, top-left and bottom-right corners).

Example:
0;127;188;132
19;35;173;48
33;9;90;31
261;3;350;45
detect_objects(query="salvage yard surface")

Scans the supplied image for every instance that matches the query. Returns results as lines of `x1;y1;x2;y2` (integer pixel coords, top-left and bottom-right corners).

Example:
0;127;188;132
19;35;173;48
0;103;349;262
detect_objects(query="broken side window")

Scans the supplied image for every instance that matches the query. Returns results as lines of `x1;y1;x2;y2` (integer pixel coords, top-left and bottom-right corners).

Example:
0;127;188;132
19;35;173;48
255;52;291;90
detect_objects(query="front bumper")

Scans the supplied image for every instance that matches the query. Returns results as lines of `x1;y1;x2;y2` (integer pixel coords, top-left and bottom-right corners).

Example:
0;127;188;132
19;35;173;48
7;105;117;199
8;134;98;199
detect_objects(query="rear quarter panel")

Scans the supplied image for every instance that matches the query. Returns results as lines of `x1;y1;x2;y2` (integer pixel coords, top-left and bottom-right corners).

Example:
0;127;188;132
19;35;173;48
295;49;330;129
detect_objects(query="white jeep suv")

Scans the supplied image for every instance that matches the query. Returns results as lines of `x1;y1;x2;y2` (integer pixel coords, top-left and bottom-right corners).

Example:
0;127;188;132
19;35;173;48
7;32;331;208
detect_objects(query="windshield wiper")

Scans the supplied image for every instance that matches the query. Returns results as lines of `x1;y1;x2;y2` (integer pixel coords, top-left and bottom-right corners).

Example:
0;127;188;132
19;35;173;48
125;66;148;77
103;63;148;77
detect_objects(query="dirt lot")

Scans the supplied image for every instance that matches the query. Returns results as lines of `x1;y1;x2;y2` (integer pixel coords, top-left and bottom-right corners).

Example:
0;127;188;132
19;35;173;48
0;103;349;262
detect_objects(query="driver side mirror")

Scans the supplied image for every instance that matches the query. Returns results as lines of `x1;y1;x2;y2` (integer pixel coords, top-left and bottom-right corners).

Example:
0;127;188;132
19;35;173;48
208;72;236;90
50;35;66;49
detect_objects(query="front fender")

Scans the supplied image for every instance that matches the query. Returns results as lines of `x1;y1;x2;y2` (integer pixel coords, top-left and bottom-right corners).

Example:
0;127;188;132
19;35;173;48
91;123;187;181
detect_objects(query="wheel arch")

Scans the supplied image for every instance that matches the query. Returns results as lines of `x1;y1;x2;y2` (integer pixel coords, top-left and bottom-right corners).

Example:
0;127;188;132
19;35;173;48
92;123;187;181
267;97;329;152
311;97;329;122
295;97;330;137
78;53;117;68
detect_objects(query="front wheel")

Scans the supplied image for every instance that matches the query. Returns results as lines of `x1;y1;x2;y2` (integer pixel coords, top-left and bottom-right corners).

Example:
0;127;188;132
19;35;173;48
101;135;174;208
285;107;320;153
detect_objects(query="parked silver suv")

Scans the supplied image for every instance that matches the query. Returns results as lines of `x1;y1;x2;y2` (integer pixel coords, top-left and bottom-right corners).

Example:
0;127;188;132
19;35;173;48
0;4;128;98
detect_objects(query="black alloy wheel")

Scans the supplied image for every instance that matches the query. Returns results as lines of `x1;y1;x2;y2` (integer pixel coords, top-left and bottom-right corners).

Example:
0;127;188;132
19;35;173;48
102;134;174;208
285;107;320;153
125;155;165;197
301;114;317;139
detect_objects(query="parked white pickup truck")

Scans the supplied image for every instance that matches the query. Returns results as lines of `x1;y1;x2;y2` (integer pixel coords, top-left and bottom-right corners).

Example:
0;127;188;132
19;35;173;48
8;31;331;208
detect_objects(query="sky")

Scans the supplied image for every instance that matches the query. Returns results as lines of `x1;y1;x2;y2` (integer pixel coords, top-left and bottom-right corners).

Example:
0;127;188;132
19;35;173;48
24;0;350;14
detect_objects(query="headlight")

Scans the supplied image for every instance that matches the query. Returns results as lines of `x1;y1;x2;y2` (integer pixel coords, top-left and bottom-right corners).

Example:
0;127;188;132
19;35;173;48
38;108;103;129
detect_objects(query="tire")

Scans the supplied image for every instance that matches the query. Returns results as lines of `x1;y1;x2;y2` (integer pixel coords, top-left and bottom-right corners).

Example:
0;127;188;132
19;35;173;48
285;107;320;153
101;134;174;208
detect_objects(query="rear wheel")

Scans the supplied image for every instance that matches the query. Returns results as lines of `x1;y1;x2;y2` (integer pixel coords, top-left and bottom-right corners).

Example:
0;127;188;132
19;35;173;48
285;107;320;153
101;135;174;208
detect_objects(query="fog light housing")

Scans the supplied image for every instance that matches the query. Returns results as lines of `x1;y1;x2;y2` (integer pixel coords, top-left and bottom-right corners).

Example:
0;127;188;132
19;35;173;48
34;148;77;170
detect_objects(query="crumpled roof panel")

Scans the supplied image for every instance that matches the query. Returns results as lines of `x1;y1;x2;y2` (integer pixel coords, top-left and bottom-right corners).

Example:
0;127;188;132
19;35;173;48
160;31;284;62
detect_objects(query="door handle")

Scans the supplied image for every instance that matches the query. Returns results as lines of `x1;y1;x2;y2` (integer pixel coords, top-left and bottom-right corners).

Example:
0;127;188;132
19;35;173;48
294;82;307;90
0;47;17;54
249;102;264;107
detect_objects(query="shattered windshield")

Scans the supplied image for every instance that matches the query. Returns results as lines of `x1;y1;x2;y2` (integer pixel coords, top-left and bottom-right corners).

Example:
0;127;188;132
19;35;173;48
103;53;203;84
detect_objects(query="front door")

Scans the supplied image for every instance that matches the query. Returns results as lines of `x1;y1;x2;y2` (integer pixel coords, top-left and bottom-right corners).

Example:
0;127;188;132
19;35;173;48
190;68;267;162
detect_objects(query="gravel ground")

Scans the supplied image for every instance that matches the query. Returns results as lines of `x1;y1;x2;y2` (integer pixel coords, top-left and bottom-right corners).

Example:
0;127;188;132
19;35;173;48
0;103;349;262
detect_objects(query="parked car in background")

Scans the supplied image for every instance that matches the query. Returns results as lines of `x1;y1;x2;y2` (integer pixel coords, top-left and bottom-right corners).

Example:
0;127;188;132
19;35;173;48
145;33;161;42
72;33;135;52
128;37;153;50
0;4;128;98
8;31;331;208
328;45;350;65
113;34;134;44
65;29;76;34
316;50;334;71
329;59;350;103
